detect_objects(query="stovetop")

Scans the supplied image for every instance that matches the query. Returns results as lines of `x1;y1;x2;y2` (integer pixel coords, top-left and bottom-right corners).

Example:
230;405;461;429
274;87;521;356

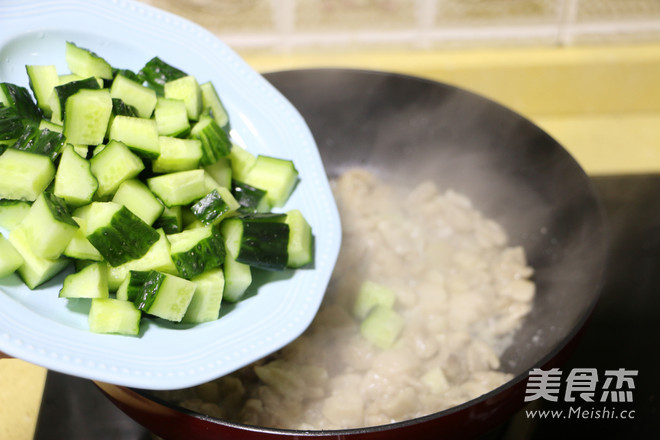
32;174;660;439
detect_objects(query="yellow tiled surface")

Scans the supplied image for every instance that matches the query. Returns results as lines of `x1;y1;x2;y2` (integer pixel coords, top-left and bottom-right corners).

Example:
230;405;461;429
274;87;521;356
242;44;660;116
0;360;47;440
241;43;660;174
2;42;660;440
535;112;660;175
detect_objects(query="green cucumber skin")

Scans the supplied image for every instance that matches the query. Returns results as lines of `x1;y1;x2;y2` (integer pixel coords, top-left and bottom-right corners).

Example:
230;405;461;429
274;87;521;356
0;82;42;122
171;226;226;279
132;271;196;321
111;98;139;117
231;180;268;214
139;57;187;96
154;216;180;234
124;270;151;302
153;206;182;234
133;270;165;311
236;218;290;271
87;206;160;267
0;106;25;140
10;125;66;161
191;117;231;165
111;68;142;85
42;191;78;227
190;189;231;225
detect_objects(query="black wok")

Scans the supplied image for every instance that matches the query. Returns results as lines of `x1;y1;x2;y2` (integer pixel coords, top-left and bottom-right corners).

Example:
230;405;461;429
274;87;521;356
97;69;607;439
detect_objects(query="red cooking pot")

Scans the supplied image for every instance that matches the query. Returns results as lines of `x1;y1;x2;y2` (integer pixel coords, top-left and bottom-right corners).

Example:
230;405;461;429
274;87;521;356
96;69;607;439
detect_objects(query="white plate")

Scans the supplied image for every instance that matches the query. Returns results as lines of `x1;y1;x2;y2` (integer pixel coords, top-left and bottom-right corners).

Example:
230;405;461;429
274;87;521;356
0;0;341;390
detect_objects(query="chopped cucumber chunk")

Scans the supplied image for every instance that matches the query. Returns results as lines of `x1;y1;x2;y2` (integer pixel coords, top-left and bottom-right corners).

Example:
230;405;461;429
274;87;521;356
23;199;77;261
183;268;225;323
152;136;202;173
244;155;299;208
108;115;160;159
19;191;78;259
190;115;231;165
164;75;202;121
204;157;232;190
353;280;396;320
0;200;31;231
64;215;103;261
133;270;196;322
139;56;187;96
90;140;145;198
65;41;113;80
227;144;256;181
0;148;55;201
63;88;112;145
153;205;182;234
110;74;157;118
106;228;178;291
0;234;24;278
0;82;41;121
190;187;240;226
116;270;150;302
232;180;270;214
83;202;160;267
147;169;207;207
59;261;108;299
168;225;225;279
221;215;289;271
7;226;70;289
89;298;141;336
284;209;314;268
0;105;24;142
11;125;66;160
154;97;190;137
222;252;252;303
200;81;230;130
112;179;164;226
54;144;98;206
50;76;101;124
26;64;59;117
359;305;404;349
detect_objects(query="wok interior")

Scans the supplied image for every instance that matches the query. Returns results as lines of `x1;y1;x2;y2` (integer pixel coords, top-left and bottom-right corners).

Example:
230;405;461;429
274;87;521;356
136;69;607;427
264;69;606;379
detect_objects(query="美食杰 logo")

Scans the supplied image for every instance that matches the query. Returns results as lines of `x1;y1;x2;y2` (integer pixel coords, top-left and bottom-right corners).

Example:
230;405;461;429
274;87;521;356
523;368;638;420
